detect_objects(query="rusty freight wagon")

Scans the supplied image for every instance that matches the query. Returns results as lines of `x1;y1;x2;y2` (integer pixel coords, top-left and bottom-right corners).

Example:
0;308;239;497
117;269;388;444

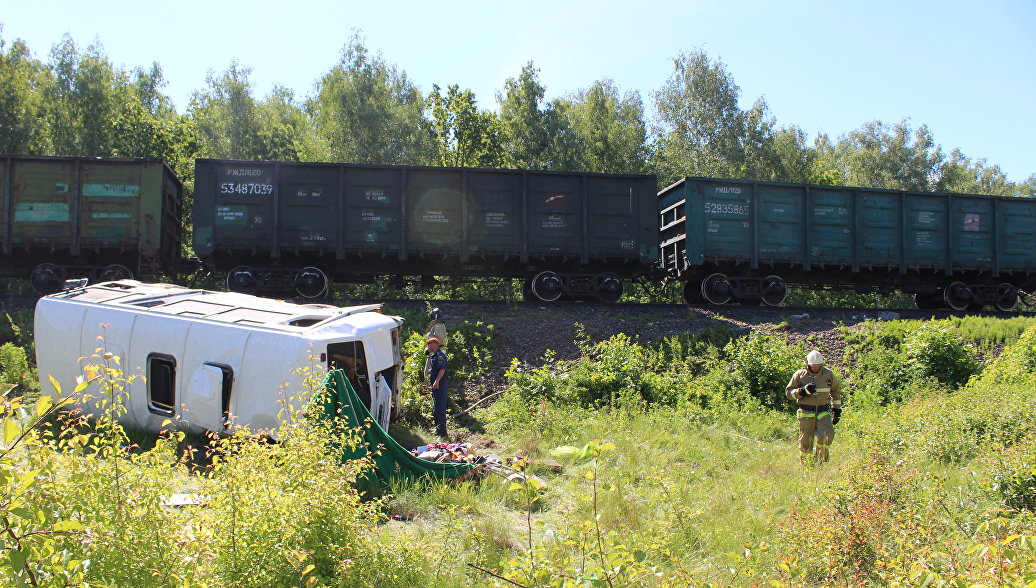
193;159;659;302
0;156;185;293
659;177;1036;310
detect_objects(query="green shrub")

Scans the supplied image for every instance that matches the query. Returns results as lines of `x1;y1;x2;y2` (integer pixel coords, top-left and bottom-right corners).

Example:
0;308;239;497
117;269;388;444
988;433;1036;512
841;317;1018;407
0;342;37;395
903;324;978;388
397;319;495;426
34;349;434;587
726;330;806;410
0;309;35;348
860;324;1036;463
844;345;910;407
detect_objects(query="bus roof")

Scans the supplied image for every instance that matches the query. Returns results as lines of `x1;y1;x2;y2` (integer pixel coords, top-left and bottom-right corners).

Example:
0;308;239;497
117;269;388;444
45;281;391;334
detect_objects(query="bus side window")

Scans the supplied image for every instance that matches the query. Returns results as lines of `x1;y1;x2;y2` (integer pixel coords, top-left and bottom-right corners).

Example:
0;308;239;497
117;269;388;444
147;353;176;416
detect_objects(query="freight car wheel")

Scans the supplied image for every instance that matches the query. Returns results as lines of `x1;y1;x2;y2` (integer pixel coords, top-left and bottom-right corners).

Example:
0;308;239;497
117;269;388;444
98;264;133;283
700;273;732;305
995;283;1019;312
760;275;787;306
594;273;623;303
227;266;260;295
530;271;564;302
943;281;972;311
30;263;66;295
295;266;329;299
682;280;704;305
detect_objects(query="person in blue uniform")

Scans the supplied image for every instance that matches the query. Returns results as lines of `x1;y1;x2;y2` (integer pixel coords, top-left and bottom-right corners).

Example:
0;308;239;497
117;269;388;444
426;337;448;437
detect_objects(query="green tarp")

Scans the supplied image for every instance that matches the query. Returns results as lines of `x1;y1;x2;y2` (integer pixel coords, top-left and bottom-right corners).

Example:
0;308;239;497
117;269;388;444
322;370;475;489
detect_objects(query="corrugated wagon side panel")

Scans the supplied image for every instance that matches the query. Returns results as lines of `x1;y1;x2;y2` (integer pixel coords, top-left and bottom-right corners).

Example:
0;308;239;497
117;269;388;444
586;175;640;259
903;193;949;271
997;198;1036;272
636;178;659;264
526;173;583;258
276;163;339;252
78;160;143;249
696;179;753;262
950;196;996;271
466;171;522;257
807;187;853;266
857;192;901;267
10;159;77;248
756;184;805;265
194;160;277;255
342;167;404;256
0;159;7;253
405;169;464;253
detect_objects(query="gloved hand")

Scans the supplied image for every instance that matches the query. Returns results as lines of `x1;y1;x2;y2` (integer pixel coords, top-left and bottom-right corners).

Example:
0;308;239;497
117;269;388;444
832;407;842;425
800;383;817;398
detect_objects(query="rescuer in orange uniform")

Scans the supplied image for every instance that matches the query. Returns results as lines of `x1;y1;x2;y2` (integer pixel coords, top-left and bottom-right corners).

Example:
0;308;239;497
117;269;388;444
785;350;842;466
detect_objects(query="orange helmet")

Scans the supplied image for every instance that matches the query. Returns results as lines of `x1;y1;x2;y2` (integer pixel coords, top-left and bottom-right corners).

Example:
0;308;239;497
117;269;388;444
426;337;440;345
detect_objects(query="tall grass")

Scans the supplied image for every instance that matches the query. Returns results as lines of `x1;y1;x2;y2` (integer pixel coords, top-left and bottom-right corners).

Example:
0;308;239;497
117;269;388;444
4;317;1036;586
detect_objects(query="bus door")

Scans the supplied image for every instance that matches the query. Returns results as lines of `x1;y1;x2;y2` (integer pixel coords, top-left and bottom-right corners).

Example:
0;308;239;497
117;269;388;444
327;341;371;410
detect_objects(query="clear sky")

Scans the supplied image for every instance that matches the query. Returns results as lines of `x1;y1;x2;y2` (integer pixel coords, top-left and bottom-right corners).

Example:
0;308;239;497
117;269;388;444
1;0;1033;180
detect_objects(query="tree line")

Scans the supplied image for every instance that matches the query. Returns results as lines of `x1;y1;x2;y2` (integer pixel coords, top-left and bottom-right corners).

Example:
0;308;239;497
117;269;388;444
1;30;1033;197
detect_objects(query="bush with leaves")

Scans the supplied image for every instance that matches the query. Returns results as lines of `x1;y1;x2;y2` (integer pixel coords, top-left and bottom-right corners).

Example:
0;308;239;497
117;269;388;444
0;342;38;397
3;336;436;587
841;317;1021;407
987;433;1036;512
725;330;806;411
0;379;89;586
903;323;978;388
396;319;495;426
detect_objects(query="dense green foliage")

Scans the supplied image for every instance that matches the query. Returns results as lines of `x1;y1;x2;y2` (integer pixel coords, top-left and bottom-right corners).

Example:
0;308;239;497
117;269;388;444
2;29;1032;198
3;315;1036;585
393;309;495;426
841;315;1036;407
484;327;808;437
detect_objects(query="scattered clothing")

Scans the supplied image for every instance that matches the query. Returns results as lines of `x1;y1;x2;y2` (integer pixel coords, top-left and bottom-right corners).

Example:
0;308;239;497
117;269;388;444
412;442;475;463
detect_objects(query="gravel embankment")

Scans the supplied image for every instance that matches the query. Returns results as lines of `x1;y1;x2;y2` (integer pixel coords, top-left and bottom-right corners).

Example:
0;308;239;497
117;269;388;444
396;302;934;401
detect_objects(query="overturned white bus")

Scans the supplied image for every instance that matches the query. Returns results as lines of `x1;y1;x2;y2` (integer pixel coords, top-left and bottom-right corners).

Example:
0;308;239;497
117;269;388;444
34;281;403;434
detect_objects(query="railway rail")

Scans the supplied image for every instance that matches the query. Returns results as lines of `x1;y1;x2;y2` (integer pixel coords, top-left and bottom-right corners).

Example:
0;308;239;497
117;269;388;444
4;289;1035;319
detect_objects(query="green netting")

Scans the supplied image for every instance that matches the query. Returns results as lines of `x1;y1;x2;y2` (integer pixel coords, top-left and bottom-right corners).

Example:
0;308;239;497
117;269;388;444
321;369;474;489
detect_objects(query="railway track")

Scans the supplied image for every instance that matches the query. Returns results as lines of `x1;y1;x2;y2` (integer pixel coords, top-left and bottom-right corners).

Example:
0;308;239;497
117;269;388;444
4;290;1033;320
304;297;1036;320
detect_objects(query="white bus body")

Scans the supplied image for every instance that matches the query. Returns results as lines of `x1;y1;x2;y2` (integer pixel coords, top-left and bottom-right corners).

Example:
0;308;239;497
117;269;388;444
34;281;403;434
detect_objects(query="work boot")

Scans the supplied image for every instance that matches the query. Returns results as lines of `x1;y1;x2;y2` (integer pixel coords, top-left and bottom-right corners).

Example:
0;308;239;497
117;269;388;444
799;451;814;469
814;443;830;465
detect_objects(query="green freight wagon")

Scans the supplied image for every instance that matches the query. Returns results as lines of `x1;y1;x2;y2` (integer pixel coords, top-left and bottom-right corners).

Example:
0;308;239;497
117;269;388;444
193;159;659;302
0;156;184;293
659;177;1036;310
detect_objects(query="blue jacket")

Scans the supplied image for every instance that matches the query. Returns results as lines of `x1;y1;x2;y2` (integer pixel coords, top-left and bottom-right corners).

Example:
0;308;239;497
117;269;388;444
427;349;448;385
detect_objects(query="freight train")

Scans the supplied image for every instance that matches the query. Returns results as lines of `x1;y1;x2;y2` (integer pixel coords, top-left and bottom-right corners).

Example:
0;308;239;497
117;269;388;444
192;158;657;303
2;154;1034;311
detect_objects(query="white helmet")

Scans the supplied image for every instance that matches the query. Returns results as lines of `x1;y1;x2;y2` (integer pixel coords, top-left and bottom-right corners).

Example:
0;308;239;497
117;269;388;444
806;350;825;366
